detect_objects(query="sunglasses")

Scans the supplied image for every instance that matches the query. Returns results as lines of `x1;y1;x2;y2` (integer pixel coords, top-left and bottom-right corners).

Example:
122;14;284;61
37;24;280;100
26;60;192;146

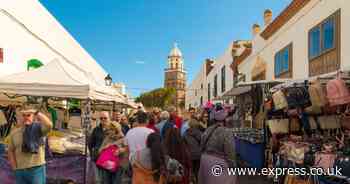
22;114;32;117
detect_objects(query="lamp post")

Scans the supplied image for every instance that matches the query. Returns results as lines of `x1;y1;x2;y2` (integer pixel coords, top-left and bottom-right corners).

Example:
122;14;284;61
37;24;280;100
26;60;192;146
104;74;113;86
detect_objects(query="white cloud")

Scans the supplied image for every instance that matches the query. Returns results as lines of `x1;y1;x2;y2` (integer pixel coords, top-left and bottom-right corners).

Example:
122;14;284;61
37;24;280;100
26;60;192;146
135;61;145;64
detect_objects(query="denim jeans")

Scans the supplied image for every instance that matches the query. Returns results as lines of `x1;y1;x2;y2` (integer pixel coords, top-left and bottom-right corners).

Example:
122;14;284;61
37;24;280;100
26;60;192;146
15;165;46;184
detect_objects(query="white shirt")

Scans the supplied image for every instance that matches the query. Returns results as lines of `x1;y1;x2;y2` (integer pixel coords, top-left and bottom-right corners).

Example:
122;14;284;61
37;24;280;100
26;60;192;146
125;126;154;160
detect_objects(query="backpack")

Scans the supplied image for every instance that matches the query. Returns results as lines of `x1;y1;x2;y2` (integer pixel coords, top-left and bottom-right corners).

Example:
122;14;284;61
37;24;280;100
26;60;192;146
160;121;175;140
326;78;350;106
183;128;202;160
165;155;184;182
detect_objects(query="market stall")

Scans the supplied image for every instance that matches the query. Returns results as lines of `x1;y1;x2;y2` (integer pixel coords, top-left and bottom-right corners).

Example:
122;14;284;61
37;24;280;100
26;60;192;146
0;59;126;184
221;82;278;169
264;71;350;184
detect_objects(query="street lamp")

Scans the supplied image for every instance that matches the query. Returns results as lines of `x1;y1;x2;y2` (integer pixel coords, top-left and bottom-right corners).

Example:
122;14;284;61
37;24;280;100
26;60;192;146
104;74;113;86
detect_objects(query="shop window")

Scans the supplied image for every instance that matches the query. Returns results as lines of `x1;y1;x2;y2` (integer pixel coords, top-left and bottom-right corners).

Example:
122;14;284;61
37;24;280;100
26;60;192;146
308;10;340;76
275;43;293;78
0;48;3;63
221;66;226;93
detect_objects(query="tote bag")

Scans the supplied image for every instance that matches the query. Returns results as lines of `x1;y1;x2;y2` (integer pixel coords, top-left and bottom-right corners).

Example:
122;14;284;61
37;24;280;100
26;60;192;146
267;119;289;134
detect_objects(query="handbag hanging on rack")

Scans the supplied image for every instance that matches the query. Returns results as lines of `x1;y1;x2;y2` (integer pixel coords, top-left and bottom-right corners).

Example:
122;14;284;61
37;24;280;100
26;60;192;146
273;90;288;110
341;105;350;130
326;74;350;107
309;79;328;108
317;116;341;130
267;119;289;134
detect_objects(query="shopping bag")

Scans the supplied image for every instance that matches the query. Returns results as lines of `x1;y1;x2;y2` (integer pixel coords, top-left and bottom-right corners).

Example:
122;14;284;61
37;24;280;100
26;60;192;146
96;145;120;172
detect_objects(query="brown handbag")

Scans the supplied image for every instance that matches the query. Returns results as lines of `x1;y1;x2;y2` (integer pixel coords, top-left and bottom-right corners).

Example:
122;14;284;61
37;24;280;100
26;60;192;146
267;119;289;134
341;105;350;130
318;116;341;130
290;118;301;132
309;80;328;107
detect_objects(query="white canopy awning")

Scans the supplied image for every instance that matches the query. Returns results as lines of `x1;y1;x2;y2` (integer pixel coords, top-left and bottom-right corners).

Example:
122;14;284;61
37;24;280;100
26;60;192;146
0;59;123;102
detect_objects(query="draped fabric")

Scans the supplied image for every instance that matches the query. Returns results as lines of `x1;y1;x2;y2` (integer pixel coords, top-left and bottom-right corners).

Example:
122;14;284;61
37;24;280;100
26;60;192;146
0;153;96;184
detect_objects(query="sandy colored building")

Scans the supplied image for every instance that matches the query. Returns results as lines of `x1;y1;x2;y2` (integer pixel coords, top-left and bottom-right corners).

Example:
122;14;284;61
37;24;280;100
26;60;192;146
237;0;350;83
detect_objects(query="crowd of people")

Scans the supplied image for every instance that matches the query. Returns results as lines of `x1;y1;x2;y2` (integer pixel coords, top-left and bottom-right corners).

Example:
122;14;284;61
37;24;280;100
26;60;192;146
88;103;240;184
7;103;239;184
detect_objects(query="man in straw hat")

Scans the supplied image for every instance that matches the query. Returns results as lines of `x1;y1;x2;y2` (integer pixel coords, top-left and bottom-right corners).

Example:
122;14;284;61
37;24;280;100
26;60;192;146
8;106;53;184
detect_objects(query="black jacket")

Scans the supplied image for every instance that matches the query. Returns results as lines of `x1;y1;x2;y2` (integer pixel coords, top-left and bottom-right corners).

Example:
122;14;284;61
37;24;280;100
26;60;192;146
88;124;105;161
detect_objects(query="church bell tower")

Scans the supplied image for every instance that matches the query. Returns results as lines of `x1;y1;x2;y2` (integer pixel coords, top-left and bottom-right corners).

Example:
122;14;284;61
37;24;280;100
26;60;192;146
164;43;187;111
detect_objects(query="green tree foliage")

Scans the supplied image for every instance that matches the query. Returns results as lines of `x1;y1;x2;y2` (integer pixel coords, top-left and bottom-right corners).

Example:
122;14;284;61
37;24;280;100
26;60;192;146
135;88;176;109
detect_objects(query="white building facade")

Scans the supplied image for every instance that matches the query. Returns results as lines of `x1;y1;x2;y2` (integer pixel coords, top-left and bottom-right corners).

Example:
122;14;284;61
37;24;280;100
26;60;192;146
186;41;249;109
0;1;108;84
238;0;350;83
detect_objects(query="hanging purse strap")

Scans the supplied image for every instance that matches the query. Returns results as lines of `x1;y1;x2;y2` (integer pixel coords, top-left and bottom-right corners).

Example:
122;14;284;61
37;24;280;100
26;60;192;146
201;124;220;153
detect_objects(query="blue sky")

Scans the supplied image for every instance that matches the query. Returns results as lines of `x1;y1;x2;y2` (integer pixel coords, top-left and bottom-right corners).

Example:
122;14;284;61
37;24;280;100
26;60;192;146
40;0;291;97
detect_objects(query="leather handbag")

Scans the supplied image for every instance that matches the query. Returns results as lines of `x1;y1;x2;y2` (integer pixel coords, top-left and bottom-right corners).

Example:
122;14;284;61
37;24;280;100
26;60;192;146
308;117;319;130
273;90;288;110
305;105;322;115
314;152;337;171
285;87;311;109
317;116;341;130
267;119;289;134
290;118;301;132
309;80;328;107
326;78;350;106
341;115;350;130
341;105;350;130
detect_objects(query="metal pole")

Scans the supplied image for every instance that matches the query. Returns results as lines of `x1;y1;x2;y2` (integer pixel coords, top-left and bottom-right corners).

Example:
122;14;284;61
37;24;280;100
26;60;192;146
83;100;91;184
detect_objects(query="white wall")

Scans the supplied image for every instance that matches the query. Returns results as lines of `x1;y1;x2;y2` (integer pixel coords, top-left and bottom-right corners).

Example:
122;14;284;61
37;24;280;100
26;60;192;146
206;44;234;101
239;0;350;82
0;1;107;84
186;63;206;109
